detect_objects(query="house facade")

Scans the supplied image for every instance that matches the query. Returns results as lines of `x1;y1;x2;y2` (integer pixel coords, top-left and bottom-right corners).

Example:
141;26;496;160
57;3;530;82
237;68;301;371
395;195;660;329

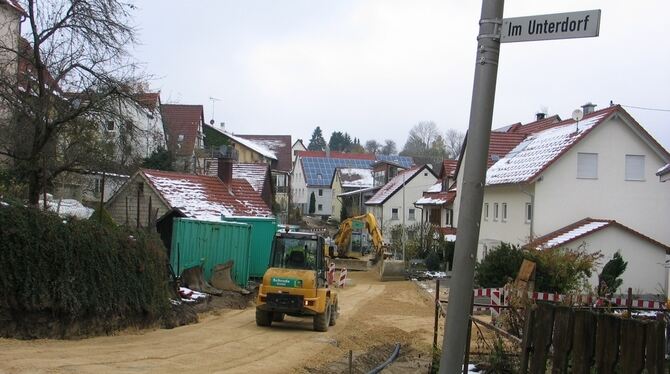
330;167;374;221
365;165;438;233
452;105;670;293
161;104;205;173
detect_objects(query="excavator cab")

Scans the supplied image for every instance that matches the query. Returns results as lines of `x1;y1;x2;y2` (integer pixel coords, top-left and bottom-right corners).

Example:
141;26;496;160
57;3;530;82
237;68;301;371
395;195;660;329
256;231;338;331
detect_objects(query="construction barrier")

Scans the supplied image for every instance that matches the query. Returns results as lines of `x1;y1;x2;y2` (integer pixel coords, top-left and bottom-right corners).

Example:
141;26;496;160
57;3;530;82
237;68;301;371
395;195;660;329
327;262;335;286
338;267;347;288
472;287;666;317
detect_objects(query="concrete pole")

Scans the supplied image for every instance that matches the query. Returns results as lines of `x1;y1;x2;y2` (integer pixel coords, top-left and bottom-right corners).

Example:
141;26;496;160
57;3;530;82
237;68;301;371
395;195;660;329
439;1;503;373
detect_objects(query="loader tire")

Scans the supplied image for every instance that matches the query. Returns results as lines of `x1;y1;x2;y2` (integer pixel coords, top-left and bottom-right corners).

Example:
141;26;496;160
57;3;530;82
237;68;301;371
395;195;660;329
272;312;285;322
329;303;338;326
313;302;331;332
256;309;272;327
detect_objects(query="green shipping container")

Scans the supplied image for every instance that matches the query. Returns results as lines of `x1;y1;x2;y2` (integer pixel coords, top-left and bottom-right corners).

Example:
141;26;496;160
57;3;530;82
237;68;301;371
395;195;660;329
170;218;252;287
222;216;277;278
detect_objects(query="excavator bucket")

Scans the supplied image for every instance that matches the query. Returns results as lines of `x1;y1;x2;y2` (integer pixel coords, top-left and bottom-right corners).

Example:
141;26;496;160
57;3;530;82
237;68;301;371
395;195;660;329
181;265;223;296
378;256;406;282
211;260;250;295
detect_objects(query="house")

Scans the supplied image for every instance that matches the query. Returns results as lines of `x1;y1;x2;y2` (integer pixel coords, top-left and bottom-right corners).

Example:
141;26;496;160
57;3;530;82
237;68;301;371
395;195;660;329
162;104;205;173
526;218;670;295
414;160;458;229
365;164;438;233
106;156;272;249
291;150;413;217
204;159;273;209
202;124;291;216
292;139;307;164
452;104;670;293
330;167;374;220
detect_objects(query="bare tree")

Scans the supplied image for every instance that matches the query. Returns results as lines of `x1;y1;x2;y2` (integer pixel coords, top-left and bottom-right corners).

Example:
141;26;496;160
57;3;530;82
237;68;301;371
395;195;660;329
364;139;380;154
444;129;465;159
0;0;148;205
381;139;397;155
402;121;439;155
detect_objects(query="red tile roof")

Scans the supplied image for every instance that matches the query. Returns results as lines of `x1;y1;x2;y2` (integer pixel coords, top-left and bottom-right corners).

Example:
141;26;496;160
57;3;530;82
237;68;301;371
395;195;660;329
436;227;457;236
238;134;292;172
497;115;563;134
137;92;160;112
141;168;271;220
526;218;670;253
440;160;458;179
366;165;435;205
296;150;376;160
415;191;456;206
162;104;204;157
486;132;529;168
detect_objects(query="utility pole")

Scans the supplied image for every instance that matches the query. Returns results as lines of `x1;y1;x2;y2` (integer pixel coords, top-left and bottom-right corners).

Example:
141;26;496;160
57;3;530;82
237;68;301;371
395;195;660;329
439;1;504;373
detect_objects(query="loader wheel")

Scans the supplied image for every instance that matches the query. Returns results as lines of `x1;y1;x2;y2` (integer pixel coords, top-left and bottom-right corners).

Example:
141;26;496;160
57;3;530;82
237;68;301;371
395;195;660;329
329;303;338;326
272;312;285;322
256;309;272;327
313;302;331;332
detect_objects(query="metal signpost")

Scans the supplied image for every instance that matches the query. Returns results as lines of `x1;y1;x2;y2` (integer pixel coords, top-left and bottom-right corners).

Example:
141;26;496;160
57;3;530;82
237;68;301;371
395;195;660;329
439;2;601;373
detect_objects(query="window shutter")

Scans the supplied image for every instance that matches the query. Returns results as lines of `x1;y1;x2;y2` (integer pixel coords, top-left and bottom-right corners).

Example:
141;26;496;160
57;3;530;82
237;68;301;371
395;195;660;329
577;153;598;179
625;155;645;181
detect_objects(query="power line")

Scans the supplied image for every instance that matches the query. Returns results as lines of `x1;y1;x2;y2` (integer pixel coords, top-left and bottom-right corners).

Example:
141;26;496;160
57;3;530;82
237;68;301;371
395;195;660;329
621;104;670;113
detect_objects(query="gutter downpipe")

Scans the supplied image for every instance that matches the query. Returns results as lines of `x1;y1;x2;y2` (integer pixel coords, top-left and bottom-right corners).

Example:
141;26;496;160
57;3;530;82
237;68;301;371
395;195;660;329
518;184;535;241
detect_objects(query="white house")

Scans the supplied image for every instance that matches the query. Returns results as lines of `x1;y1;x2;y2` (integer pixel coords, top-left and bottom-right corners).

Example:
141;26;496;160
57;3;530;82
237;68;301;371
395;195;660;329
526;218;670;296
365;165;438;233
452;104;670;294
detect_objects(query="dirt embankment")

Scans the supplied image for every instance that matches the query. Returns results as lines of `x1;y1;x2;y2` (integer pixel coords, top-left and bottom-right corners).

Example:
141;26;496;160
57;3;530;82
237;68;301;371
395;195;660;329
0;270;437;374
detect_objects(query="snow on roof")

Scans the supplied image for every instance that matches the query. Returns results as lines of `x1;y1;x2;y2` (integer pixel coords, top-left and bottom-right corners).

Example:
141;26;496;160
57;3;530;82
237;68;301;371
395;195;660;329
415;191;456;206
415;196;448;205
222;131;277;160
233;163;268;192
366;166;429;205
143;169;271;221
238;135;292;171
338;186;380;197
657;163;670;176
427;182;441;193
338;168;374;188
526;218;670;252
486;112;608;185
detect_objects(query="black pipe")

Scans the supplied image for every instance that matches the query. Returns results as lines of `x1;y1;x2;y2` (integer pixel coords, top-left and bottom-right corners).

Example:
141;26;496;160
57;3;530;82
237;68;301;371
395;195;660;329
367;343;401;374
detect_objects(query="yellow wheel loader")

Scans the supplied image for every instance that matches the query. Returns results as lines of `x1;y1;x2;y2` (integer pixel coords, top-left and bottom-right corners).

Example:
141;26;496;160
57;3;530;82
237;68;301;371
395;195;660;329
256;231;338;332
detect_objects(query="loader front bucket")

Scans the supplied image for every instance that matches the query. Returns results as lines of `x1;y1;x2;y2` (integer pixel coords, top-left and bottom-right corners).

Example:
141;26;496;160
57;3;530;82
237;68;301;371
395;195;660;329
378;257;406;281
211;260;250;294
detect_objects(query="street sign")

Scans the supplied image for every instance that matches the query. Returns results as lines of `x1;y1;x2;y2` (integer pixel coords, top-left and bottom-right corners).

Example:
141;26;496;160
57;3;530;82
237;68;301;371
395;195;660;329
501;9;601;43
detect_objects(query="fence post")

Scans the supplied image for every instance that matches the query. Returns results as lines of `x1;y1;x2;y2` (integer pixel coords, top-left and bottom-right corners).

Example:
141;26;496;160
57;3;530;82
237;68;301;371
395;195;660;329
462;293;475;374
433;278;440;350
519;305;535;374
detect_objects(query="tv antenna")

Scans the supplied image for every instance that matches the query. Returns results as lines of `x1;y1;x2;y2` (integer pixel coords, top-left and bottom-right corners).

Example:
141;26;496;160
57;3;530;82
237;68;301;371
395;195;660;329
209;96;221;123
572;109;583;133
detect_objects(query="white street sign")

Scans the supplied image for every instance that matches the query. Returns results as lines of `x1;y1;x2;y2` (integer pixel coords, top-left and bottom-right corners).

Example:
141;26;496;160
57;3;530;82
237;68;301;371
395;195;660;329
501;9;601;43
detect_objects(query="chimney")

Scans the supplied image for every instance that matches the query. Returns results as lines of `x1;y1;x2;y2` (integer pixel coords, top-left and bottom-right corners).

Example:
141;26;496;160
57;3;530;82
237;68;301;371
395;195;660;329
325;144;330;157
216;145;234;183
581;102;597;115
535;112;546;121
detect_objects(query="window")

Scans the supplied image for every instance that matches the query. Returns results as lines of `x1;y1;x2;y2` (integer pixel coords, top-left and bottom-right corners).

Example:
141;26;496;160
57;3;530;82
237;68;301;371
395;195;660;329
391;208;399;220
318;204;323;211
525;203;532;223
446;209;453;226
502;203;507;222
106;121;115;131
493;203;499;221
318;189;323;196
484;203;489;220
408;208;415;220
577;153;598;179
177;134;184;142
625;155;645;181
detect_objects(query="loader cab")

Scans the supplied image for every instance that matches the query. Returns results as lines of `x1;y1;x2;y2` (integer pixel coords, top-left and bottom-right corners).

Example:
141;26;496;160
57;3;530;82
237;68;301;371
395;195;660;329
270;232;327;285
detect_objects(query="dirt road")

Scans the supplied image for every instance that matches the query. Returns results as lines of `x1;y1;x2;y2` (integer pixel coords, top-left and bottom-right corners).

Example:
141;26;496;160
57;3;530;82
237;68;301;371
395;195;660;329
0;271;436;374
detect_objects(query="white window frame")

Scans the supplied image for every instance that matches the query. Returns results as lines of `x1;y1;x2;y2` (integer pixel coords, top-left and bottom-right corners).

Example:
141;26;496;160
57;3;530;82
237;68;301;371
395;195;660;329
493;203;499;221
408;208;415;221
577;152;598;179
318;189;323;196
525;203;532;223
391;208;399;220
625;154;645;181
484;203;489;221
318;204;323;211
502;203;507;222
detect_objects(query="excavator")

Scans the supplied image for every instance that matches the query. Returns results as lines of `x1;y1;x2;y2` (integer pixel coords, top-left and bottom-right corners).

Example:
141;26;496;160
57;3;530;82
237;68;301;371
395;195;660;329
332;213;405;280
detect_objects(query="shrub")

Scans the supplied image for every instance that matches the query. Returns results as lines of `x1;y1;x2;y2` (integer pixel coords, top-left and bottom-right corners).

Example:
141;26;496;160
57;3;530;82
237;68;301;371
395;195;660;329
598;252;627;296
308;192;316;214
475;243;525;288
0;205;171;338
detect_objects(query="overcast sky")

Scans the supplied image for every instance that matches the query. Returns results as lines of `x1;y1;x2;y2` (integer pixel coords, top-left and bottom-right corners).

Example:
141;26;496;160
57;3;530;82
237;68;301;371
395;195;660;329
133;1;670;151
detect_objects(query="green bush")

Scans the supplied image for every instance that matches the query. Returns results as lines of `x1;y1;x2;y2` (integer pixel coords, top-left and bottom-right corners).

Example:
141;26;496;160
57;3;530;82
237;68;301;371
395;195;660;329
0;205;170;338
475;243;525;288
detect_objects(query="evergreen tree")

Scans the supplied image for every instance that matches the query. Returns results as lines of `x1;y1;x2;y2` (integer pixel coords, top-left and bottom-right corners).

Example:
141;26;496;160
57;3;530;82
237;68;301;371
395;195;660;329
309;192;316;214
141;147;174;171
598;252;628;296
308;126;327;151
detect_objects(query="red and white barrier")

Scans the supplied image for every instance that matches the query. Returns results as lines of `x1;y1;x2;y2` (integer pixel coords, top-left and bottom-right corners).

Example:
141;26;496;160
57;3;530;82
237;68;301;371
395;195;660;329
327;262;336;286
338;267;347;288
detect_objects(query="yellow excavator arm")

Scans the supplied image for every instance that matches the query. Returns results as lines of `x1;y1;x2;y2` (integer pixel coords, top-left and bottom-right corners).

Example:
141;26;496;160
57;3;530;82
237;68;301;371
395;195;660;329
333;213;385;257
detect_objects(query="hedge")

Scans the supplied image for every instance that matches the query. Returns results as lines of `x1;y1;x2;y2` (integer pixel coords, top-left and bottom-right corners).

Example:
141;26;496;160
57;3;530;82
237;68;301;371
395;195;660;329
0;204;171;338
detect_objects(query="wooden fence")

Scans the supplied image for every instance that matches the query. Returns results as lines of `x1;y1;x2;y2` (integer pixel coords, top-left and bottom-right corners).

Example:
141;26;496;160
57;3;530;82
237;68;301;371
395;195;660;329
520;303;666;373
